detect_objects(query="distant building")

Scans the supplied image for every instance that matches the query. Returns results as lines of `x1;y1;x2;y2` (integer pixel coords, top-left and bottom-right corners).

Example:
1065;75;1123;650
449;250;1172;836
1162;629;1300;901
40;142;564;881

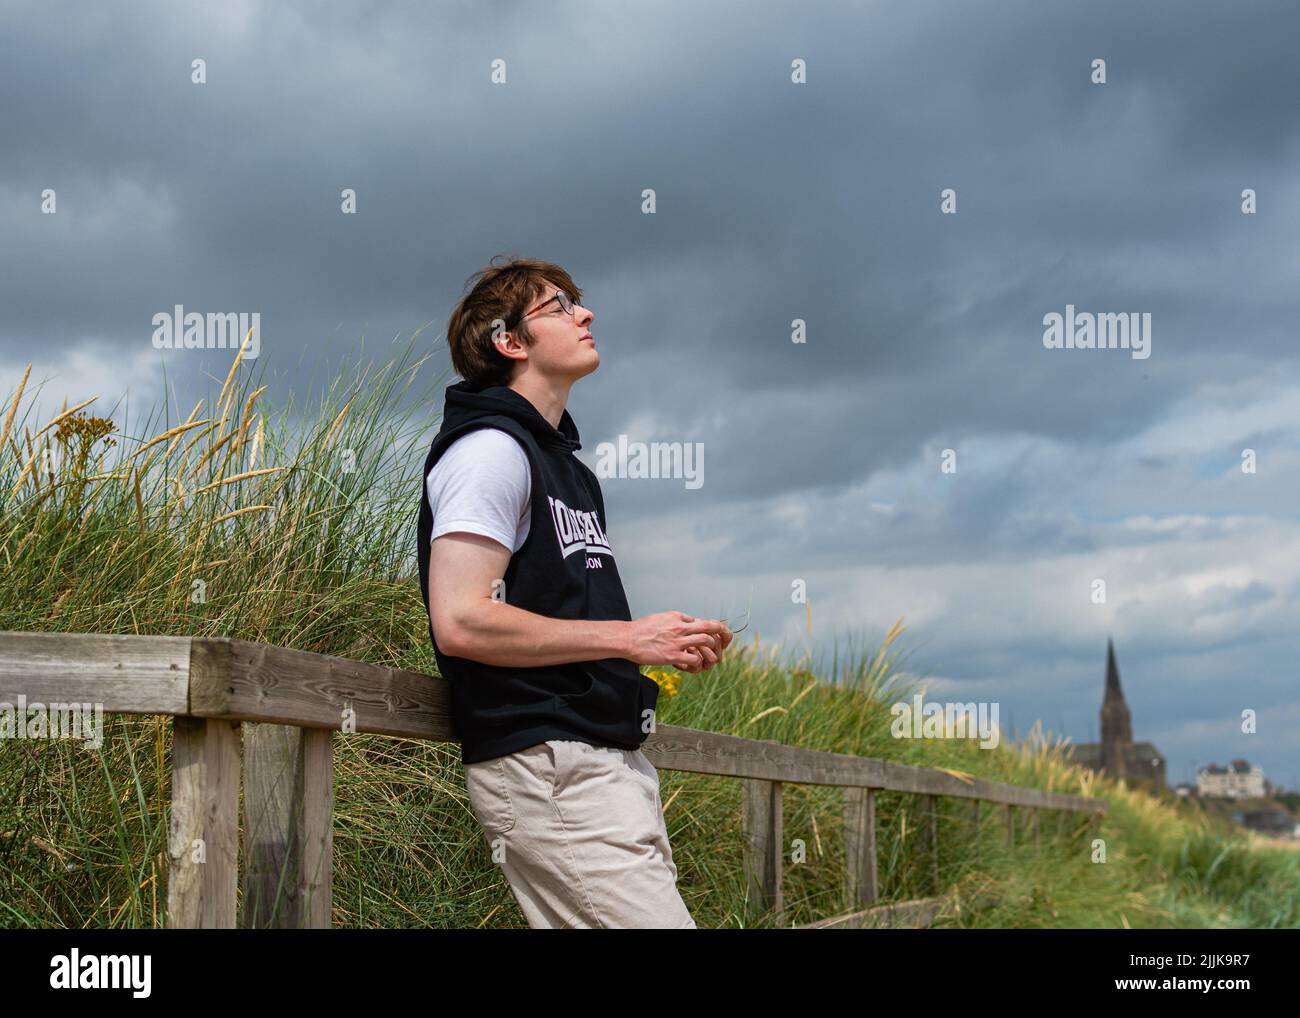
1229;807;1293;837
1071;637;1167;794
1197;759;1266;800
1173;783;1195;798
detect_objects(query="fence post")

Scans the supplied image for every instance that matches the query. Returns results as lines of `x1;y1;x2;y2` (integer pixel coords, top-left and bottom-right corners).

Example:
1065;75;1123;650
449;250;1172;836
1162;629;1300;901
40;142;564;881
842;787;878;908
1031;807;1040;847
741;778;783;925
1006;804;1015;846
972;799;981;863
241;722;334;928
167;717;241;928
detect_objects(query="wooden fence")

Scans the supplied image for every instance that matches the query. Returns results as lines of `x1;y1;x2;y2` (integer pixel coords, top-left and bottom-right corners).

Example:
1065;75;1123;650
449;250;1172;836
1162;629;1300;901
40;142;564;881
0;631;1107;928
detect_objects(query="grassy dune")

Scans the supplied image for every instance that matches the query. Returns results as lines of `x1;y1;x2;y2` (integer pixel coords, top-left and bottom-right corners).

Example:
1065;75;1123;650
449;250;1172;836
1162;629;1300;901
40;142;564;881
1;340;1296;928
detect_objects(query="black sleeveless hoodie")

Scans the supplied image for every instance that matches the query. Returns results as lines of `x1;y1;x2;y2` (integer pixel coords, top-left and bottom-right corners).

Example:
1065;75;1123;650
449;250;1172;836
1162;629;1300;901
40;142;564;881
417;381;660;764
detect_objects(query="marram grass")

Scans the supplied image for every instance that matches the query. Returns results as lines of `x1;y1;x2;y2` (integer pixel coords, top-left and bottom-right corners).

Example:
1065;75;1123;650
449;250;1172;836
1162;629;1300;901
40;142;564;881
0;339;1296;928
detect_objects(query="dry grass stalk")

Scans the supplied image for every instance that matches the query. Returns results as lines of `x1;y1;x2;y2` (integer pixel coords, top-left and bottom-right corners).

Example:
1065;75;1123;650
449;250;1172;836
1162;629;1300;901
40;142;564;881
0;363;31;465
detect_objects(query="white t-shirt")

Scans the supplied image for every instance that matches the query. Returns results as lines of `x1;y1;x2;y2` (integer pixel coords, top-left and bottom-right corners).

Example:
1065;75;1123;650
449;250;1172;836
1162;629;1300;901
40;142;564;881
425;427;532;553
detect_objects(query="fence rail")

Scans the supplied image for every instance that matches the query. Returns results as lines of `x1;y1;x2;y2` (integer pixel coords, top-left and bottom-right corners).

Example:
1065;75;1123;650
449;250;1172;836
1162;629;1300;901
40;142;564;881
0;631;1107;928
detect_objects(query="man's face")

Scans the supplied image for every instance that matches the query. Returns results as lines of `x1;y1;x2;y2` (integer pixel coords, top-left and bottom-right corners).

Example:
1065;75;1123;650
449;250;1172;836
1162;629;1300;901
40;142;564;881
506;280;598;382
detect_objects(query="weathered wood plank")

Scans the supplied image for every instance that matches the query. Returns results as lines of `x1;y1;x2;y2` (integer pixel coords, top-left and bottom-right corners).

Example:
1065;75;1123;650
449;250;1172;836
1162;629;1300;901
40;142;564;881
190;638;456;740
0;630;189;714
741;778;783;923
240;723;334;928
0;632;1108;821
167;716;240;928
643;726;1105;814
301;727;334;928
843;786;878;907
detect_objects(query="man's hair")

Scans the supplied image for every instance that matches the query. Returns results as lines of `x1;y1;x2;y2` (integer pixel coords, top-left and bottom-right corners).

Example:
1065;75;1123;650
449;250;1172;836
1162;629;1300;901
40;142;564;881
445;254;583;390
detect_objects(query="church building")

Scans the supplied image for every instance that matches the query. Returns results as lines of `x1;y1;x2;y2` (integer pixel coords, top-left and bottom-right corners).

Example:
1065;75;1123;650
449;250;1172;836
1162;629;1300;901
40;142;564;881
1070;638;1167;794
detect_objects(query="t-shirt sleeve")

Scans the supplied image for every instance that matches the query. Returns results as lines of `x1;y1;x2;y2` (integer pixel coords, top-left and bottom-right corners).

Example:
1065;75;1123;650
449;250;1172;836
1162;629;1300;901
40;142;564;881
425;428;532;553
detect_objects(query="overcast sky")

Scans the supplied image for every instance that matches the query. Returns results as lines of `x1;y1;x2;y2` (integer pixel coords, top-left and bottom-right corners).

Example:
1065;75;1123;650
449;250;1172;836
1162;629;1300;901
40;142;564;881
3;1;1299;790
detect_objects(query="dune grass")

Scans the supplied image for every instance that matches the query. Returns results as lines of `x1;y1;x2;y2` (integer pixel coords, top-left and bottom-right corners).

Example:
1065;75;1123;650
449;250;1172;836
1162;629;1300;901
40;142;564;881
0;338;1296;928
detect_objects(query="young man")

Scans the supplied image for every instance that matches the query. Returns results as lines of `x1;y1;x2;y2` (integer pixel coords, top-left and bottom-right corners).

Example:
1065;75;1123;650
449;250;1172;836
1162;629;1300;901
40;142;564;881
417;256;732;928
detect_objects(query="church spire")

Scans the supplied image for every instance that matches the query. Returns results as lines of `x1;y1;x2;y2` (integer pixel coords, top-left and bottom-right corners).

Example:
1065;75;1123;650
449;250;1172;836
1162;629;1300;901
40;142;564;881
1105;636;1123;698
1101;635;1132;777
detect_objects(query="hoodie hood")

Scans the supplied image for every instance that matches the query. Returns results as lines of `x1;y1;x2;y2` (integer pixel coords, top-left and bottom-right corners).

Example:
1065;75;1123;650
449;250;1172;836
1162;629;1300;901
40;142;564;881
439;380;581;453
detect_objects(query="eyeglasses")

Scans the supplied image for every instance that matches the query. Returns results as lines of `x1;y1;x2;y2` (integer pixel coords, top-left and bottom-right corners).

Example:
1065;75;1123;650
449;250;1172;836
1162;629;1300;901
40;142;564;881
508;289;576;331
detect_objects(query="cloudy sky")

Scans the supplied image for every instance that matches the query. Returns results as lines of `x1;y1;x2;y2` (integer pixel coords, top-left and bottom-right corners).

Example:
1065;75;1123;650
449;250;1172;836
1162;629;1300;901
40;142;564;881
3;1;1299;789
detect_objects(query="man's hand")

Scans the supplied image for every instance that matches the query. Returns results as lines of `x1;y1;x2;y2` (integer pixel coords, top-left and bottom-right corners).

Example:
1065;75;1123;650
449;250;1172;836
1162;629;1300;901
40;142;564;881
624;611;732;673
679;618;736;672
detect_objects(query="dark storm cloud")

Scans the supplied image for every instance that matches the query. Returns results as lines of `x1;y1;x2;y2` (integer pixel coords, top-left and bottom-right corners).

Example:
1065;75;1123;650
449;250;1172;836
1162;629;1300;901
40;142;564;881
2;0;1298;787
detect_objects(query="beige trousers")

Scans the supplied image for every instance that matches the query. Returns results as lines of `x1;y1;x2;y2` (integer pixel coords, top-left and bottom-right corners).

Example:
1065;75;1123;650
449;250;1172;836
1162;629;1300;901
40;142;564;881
464;738;697;928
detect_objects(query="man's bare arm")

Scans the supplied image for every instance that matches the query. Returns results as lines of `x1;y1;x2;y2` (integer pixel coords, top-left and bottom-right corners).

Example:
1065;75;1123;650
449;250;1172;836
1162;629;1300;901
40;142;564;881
428;532;728;671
